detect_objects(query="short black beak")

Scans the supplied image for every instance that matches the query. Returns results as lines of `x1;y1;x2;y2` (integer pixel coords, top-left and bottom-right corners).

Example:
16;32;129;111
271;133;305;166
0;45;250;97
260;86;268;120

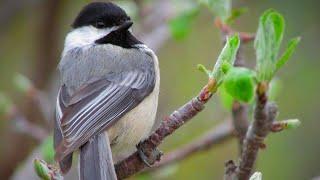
116;20;133;31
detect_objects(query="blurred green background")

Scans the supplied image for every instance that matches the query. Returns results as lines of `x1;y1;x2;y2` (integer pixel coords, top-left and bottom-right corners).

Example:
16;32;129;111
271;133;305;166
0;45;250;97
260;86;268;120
0;0;319;179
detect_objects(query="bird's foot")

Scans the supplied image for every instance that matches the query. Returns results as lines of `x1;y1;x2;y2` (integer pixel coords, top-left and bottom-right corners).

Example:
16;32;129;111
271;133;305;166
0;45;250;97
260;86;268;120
136;142;163;167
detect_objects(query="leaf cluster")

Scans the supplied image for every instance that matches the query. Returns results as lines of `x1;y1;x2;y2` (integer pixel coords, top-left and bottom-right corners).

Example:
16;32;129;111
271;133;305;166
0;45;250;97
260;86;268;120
219;9;300;103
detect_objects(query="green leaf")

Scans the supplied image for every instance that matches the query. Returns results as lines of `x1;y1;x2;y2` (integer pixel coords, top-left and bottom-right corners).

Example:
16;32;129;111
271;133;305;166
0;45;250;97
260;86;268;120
13;73;32;94
275;37;301;72
219;83;234;110
198;0;231;21
40;136;54;163
169;6;199;40
226;7;248;24
255;9;285;82
34;159;51;180
250;172;262;180
211;34;240;82
223;67;256;103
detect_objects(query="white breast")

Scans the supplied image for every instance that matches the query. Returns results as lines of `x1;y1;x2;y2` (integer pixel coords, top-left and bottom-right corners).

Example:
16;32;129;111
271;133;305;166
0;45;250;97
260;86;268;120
106;46;160;163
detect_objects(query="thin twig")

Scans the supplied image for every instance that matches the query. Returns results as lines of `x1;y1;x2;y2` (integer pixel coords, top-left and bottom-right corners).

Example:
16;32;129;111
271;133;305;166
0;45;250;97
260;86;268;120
149;121;234;170
224;160;237;180
214;18;255;43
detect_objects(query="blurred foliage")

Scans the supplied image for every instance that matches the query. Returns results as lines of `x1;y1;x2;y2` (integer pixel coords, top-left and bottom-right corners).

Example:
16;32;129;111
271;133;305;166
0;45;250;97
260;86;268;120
13;73;32;94
40;136;54;163
0;93;12;115
198;0;231;22
225;7;248;25
169;6;200;40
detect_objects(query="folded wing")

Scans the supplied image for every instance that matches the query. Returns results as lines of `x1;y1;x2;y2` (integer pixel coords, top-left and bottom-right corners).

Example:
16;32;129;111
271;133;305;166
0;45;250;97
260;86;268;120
55;68;155;161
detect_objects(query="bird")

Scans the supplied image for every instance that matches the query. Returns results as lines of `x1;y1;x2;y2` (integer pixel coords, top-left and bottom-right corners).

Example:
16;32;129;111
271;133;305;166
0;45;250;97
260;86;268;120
53;2;160;179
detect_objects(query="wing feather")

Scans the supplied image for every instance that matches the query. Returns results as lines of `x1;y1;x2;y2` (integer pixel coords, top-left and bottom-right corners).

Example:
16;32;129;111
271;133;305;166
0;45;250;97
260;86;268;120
55;69;155;161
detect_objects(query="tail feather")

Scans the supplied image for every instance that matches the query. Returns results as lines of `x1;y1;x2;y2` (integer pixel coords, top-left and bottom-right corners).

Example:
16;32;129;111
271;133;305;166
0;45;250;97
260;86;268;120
79;133;117;180
59;154;73;174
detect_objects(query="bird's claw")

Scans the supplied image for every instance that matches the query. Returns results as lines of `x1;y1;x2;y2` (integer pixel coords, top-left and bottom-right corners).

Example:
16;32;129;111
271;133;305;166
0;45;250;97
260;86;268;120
136;142;163;167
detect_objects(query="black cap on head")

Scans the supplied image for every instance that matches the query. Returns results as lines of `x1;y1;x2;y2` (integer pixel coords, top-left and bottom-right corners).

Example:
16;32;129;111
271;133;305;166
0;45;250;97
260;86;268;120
72;2;131;29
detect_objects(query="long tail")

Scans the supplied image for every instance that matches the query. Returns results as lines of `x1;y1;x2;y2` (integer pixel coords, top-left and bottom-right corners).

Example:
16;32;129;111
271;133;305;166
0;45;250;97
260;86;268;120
79;133;117;180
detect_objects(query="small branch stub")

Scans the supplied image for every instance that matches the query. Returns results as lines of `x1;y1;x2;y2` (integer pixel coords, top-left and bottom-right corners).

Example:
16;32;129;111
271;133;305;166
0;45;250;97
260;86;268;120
270;119;301;132
34;159;63;180
214;18;255;43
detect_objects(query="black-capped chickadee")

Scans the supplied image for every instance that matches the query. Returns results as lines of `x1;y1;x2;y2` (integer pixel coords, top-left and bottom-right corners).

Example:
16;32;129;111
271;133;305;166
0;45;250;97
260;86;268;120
54;2;160;180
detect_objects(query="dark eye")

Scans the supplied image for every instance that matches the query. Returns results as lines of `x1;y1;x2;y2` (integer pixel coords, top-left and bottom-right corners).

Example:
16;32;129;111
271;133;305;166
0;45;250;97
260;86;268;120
95;20;105;28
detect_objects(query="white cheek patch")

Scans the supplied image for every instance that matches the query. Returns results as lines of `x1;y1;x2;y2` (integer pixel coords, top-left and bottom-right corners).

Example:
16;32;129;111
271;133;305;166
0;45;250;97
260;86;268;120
62;26;114;56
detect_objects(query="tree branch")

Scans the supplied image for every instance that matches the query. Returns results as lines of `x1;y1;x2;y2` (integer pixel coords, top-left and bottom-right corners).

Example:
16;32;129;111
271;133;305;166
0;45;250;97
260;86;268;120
149;120;234;170
115;82;215;179
8;106;48;142
231;101;249;152
237;83;278;180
